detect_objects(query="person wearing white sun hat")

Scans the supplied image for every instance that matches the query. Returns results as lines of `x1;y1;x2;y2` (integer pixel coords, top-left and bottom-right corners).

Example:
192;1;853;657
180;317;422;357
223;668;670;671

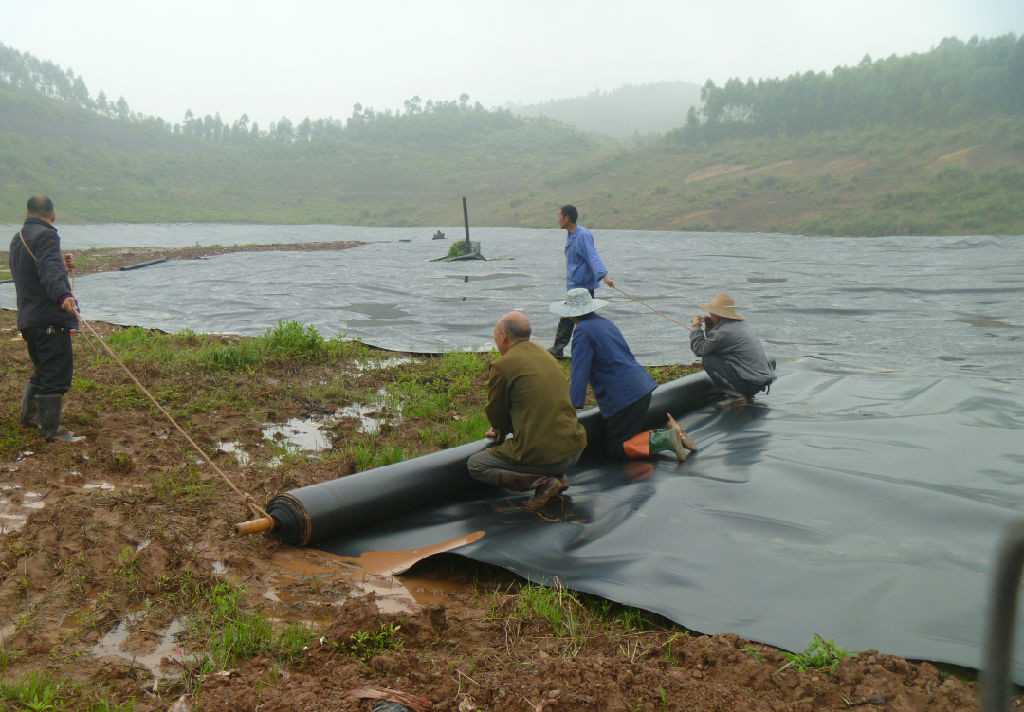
550;288;698;461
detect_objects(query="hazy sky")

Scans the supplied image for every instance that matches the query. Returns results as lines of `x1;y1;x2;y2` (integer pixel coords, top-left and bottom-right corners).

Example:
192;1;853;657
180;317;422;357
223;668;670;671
2;0;1021;127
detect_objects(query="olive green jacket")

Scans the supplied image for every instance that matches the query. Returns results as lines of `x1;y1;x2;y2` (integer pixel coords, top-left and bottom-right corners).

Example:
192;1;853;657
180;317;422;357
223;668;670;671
485;340;587;465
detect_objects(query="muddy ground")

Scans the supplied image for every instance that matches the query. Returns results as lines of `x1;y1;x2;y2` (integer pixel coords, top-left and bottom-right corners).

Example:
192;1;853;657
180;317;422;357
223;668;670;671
0;243;1006;711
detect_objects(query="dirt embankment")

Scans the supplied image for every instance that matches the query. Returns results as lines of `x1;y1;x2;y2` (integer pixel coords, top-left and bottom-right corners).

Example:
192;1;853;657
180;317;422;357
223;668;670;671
0;305;1005;711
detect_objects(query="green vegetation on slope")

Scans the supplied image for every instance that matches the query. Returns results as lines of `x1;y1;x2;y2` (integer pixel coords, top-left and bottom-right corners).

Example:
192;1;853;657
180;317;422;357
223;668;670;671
1;38;1022;235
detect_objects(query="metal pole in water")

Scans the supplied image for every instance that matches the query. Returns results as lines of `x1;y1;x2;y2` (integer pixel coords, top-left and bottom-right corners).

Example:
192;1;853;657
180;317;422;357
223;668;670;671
463;196;470;250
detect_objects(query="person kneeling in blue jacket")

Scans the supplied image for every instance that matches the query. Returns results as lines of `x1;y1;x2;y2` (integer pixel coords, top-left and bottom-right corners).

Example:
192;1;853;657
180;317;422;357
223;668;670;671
549;289;698;461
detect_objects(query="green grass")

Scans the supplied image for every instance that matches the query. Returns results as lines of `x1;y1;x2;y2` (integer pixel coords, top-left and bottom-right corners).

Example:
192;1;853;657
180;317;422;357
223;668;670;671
333;622;403;662
150;464;218;502
781;633;854;675
101;320;367;375
0;672;135;712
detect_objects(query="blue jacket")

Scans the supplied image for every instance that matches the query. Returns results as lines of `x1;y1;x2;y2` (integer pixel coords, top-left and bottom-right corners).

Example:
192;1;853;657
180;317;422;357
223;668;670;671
564;225;608;291
570;313;657;417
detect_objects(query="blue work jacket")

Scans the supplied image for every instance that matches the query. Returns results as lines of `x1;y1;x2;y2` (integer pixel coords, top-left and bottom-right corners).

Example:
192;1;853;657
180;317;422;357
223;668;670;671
564;225;608;291
570;313;656;417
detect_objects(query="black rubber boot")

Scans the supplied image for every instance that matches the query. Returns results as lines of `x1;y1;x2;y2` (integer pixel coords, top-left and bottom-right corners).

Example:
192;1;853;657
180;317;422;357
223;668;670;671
35;394;85;443
548;318;575;358
19;383;39;428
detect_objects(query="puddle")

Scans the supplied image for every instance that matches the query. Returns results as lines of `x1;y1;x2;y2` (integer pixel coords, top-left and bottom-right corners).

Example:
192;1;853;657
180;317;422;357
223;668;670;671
217;441;252;466
135;539;151;553
335;403;387;434
269;539;480;615
336;531;486;576
399;576;475;605
91;616;187;679
262;418;333;452
263;389;399;446
83;482;116;491
211;560;228;574
355;356;413;371
0;485;45;534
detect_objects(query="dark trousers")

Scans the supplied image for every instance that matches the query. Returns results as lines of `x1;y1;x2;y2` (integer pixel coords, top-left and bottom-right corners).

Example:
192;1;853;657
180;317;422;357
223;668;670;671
552;289;595;353
604;392;652;459
467;447;582;486
22;326;74;395
702;354;762;400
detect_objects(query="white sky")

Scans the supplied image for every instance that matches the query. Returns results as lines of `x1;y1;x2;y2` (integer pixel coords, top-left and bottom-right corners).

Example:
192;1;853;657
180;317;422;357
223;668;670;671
2;0;1021;127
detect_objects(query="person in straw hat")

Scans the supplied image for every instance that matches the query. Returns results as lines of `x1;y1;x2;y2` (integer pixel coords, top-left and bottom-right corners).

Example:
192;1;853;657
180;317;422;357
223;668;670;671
690;293;775;409
550;288;698;462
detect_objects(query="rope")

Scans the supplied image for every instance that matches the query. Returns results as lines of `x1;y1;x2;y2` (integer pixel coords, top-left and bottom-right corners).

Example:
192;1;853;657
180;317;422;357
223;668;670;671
69;288;269;521
607;284;695;331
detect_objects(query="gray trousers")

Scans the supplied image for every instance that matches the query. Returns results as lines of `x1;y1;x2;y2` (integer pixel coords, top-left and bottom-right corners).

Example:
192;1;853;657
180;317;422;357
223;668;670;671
702;354;764;400
467;447;581;488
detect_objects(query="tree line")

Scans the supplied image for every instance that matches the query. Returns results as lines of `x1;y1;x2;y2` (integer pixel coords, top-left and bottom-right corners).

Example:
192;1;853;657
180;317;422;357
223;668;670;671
0;42;499;145
674;34;1024;143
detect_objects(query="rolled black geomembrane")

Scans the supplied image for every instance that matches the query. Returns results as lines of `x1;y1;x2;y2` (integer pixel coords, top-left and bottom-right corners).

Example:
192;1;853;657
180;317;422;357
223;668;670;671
268;372;717;546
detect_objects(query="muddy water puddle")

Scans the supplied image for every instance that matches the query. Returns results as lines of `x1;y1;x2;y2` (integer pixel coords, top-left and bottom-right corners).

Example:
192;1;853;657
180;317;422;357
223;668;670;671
0;484;46;534
231;396;401;465
268;534;484;614
91;615;188;679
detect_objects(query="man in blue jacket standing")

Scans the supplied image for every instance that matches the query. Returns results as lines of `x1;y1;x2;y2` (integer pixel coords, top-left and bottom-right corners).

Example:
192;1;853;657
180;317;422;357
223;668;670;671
550;289;698;461
10;195;84;443
548;205;614;358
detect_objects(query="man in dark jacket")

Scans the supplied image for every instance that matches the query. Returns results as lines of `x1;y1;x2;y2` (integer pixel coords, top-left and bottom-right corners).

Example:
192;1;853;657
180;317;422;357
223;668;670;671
551;289;697;461
467;311;588;511
690;293;775;409
10;195;84;442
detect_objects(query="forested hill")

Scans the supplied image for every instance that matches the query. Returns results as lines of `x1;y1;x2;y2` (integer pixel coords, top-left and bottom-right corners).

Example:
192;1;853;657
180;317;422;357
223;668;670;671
1;37;1022;235
508;81;701;138
674;34;1024;142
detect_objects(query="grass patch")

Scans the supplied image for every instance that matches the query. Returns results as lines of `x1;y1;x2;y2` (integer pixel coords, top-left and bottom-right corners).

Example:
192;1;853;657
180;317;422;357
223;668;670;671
180;581;316;696
151;464;218;502
332;622;403;662
0;671;135;712
781;633;854;675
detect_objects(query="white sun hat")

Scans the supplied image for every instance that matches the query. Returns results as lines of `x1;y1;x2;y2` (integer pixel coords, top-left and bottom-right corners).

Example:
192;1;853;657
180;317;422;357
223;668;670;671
549;288;609;318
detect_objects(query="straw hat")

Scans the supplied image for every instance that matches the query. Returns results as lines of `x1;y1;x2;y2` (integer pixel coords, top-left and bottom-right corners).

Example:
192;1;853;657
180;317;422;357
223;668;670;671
698;293;744;320
549;288;609;317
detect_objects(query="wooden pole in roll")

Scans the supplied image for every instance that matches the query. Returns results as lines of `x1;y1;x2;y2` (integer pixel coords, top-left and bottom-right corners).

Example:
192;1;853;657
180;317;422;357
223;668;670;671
234;516;277;536
462;196;470;250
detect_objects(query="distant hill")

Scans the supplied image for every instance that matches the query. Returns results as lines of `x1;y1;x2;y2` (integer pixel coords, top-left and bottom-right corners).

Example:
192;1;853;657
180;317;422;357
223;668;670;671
508;82;702;138
1;39;1022;236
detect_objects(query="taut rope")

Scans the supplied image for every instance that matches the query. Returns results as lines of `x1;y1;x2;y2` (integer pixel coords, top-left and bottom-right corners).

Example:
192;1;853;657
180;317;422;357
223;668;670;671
70;291;269;521
607;284;695;331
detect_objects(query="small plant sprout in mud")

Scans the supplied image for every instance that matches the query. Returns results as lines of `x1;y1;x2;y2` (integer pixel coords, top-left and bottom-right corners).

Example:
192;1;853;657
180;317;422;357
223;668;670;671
333;621;403;662
779;633;854;675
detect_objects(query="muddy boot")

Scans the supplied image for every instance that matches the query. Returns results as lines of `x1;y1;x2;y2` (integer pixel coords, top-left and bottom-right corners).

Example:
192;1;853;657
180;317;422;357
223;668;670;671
625;428;686;461
715;395;749;410
493;468;546;492
19;383;39;428
523;475;569;511
35;394;85;443
548;318;574;358
666;413;697;452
